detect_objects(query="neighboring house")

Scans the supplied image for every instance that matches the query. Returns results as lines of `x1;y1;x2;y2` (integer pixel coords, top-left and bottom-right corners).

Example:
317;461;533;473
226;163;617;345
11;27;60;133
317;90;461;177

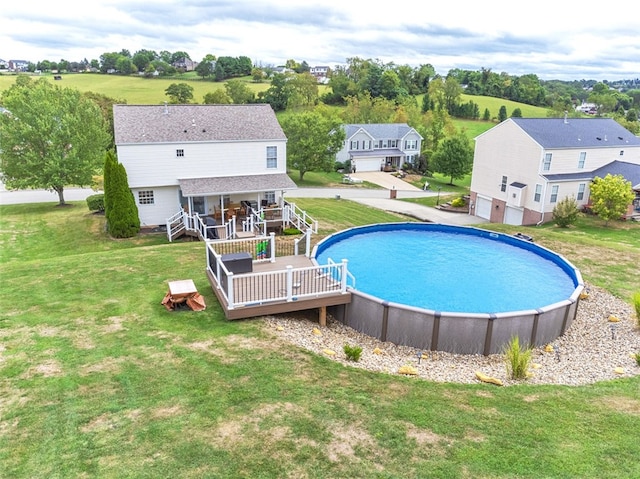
336;123;423;172
470;117;640;225
113;104;296;227
8;59;29;71
309;66;330;83
575;101;597;115
172;57;198;71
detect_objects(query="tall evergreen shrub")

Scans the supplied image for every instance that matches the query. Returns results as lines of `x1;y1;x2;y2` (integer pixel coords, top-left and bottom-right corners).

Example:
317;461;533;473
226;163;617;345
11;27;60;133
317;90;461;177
104;150;140;238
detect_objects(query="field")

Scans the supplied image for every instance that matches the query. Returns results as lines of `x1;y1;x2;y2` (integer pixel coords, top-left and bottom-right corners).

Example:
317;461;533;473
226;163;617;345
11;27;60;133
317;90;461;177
0;200;639;478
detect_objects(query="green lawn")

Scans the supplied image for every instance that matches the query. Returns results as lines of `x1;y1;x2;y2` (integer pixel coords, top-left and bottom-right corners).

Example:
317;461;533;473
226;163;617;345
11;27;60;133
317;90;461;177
1;200;639;478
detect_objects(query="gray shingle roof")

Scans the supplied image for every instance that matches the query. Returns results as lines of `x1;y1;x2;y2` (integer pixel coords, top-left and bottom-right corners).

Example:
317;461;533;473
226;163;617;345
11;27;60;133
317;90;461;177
510;118;640;149
591;160;640;190
178;173;296;196
543;160;640;189
344;123;415;140
113;104;286;144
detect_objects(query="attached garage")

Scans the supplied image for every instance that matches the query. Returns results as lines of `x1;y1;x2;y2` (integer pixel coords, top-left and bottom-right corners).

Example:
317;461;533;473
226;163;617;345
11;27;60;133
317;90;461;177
475;196;492;220
504;206;524;225
353;158;382;172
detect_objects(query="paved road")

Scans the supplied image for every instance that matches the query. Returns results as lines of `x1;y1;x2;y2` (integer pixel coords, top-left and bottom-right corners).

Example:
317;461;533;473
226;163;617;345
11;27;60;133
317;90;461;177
0;174;487;226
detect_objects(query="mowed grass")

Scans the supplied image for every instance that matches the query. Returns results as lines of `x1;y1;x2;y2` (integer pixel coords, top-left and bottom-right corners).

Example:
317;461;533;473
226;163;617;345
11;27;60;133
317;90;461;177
1;201;639;478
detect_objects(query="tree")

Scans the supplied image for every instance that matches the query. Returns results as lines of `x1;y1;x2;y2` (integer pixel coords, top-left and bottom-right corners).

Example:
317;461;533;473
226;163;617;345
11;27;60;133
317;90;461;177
260;73;293;111
225;79;255;104
251;67;265;83
82;91;126;149
165;83;194;103
0;77;110;205
280;107;346;181
195;59;214;79
498;105;508;122
103;150;139;238
511;107;523;117
589;174;634;226
287;72;318;108
203;89;232;104
430;132;474;185
552;195;579;227
482;108;491;121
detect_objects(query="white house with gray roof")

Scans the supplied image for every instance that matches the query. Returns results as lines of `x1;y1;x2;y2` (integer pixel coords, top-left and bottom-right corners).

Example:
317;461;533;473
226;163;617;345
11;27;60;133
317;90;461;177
336;123;423;172
470;117;640;225
113;103;295;227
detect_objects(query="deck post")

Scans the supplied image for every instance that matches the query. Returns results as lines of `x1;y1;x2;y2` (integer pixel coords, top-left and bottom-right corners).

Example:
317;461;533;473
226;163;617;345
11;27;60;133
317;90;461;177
227;272;235;309
286;265;293;301
319;306;327;327
269;232;276;262
305;228;312;257
340;259;349;292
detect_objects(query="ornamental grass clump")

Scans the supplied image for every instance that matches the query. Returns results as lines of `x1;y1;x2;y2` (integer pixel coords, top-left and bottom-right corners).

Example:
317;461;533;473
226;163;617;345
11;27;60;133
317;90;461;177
633;291;640;329
343;344;363;362
504;336;532;380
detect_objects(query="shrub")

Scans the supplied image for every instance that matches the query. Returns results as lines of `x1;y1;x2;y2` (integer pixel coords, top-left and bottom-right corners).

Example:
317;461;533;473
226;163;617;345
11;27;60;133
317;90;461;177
553;195;579;227
283;227;301;235
86;194;105;213
504;336;532;380
451;197;466;208
343;344;363;362
633;291;640;328
635;352;640;367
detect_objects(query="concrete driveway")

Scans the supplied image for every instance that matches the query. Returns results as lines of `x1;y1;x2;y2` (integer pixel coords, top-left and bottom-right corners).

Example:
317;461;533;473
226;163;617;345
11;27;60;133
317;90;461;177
349;171;423;191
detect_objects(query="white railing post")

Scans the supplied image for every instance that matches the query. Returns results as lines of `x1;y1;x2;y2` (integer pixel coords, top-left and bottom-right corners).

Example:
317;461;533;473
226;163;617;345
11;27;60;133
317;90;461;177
227;272;235;309
305;228;312;257
340;259;349;293
269;232;276;262
286;265;293;301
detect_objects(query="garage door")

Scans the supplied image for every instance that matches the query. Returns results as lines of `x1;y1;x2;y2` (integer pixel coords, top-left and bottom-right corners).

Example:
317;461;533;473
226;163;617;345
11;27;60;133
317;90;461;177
504;206;524;225
354;158;381;172
476;196;492;220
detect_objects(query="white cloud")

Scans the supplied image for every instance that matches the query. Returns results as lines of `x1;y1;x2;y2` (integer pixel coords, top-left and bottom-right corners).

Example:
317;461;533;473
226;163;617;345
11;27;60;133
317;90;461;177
1;0;638;80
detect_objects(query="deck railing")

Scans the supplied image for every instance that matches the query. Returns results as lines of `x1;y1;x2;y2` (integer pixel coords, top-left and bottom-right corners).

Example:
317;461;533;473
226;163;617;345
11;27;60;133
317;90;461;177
206;240;349;310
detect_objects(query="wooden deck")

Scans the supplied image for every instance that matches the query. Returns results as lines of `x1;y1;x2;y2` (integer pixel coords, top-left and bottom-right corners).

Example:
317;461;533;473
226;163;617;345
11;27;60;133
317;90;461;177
207;254;351;320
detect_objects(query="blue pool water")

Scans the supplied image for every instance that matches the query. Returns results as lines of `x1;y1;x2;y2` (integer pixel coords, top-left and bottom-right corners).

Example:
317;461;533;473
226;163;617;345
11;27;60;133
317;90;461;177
314;223;579;314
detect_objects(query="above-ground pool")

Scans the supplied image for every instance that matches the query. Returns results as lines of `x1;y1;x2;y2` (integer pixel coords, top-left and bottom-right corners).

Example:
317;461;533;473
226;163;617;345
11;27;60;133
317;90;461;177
313;223;584;355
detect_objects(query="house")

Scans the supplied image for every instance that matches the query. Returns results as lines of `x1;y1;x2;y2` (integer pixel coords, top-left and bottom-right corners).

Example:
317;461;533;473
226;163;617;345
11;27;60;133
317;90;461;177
113;103;296;227
8;59;29;71
309;66;330;83
171;57;198;71
335;123;423;172
469;117;640;225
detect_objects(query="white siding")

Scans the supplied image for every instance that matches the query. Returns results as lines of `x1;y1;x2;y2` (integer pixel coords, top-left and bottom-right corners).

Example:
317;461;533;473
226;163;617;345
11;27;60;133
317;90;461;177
117;140;287;188
133;186;180;226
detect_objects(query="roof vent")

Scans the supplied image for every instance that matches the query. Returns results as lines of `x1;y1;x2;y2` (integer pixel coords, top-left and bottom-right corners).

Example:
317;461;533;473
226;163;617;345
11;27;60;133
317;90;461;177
202;129;206;132
563;111;568;123
596;137;602;141
184;129;187;133
604;135;607;141
163;102;168;115
618;136;623;140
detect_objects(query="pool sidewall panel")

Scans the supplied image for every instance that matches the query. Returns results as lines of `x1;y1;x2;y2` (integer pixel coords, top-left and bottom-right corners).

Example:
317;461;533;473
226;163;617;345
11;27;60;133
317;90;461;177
489;313;537;354
386;306;434;350
345;292;385;339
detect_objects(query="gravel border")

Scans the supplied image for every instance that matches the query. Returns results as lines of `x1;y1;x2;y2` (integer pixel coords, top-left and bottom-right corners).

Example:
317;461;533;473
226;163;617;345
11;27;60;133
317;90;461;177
263;283;640;386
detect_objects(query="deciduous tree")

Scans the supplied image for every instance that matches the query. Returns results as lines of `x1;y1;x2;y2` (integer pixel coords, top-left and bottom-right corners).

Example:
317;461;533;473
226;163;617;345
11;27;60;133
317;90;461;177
0;77;110;205
280;107;346;181
430;131;474;185
165;83;194;103
589;174;634;225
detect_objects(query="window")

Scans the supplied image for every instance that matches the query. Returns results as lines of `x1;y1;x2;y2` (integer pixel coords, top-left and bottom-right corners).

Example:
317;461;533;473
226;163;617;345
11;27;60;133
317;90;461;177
266;146;277;168
406;154;417;164
350;140;359;150
577;183;585;201
405;139;418;149
176;149;184;157
264;191;275;204
620;150;624;156
578;152;586;168
138;190;155;205
543;153;552;171
534;184;542;202
388;139;398;148
550;185;559;203
500;176;507;192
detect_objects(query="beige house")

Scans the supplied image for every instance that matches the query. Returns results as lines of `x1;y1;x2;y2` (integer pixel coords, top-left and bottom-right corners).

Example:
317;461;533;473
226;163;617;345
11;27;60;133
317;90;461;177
113;104;295;227
469;118;640;225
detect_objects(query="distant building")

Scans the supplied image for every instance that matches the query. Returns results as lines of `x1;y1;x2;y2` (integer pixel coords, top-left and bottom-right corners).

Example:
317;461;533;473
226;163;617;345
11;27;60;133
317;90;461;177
172;58;198;71
8;59;29;71
576;101;597;115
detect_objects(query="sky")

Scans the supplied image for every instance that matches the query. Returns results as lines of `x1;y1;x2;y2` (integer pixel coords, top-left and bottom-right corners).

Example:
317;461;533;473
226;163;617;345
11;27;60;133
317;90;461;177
2;0;639;81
